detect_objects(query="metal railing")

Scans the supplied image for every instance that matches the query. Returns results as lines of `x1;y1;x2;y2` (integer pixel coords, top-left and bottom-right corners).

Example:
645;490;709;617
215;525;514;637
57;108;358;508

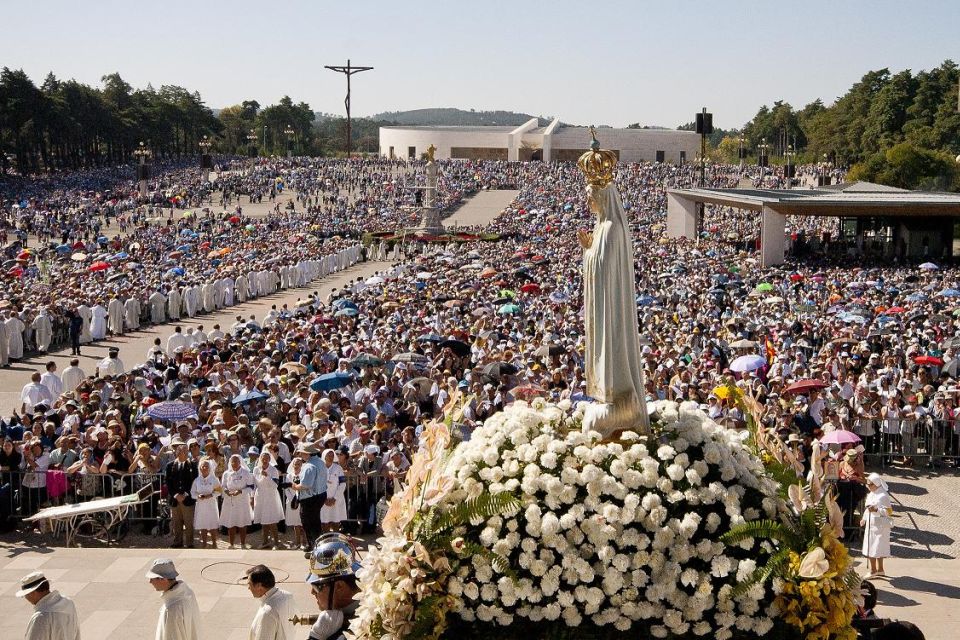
1;470;165;528
847;417;959;468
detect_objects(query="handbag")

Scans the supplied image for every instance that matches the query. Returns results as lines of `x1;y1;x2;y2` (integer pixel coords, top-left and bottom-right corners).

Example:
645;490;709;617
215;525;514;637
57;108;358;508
290;495;300;510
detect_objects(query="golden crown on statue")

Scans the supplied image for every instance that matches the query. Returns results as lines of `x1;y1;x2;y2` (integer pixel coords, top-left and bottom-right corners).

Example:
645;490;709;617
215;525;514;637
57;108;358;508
577;126;617;188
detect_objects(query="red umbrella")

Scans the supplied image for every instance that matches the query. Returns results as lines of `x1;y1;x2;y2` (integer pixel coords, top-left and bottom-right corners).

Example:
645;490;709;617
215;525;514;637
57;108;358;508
88;261;110;272
16;250;31;260
511;384;546;400
783;379;829;395
8;266;23;277
789;273;804;282
229;215;240;224
72;241;85;249
520;283;541;294
884;306;906;314
914;355;944;366
479;267;497;279
199;241;211;249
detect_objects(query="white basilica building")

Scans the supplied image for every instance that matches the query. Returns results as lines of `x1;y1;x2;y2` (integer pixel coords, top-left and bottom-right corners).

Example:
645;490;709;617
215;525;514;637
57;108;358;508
379;118;700;163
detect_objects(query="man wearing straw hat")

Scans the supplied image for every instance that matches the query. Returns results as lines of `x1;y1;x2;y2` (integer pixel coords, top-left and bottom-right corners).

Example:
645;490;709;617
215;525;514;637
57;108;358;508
17;570;80;640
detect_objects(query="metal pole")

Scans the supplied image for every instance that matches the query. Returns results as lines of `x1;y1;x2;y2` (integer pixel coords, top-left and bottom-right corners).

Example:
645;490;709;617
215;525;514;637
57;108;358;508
325;59;373;156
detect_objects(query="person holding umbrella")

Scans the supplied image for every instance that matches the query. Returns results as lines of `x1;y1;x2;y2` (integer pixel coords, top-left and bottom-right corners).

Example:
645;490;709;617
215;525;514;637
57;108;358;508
861;472;894;579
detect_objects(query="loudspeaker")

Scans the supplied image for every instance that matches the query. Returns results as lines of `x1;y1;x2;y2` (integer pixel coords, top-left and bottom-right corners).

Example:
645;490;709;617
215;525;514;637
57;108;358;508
200;154;213;169
136;165;151;181
785;165;796;178
695;112;713;135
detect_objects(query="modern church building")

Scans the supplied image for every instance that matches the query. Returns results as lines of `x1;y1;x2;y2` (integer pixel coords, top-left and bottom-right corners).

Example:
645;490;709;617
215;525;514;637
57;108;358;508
379;117;701;163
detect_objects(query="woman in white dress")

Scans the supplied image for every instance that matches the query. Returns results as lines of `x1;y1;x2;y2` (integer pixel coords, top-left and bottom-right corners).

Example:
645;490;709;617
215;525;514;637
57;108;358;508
284;456;306;549
860;472;893;578
191;459;222;548
219;454;254;549
253;452;284;549
320;449;348;532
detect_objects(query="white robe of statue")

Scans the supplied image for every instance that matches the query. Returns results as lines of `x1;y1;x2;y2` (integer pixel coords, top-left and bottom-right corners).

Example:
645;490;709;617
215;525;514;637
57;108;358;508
581;183;649;437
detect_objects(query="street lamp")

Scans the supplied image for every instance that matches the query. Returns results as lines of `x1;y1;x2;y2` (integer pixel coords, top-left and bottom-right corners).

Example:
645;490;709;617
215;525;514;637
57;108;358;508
738;133;746;170
133;141;152;198
284;125;295;158
199;135;213;182
247;129;258;158
757;138;770;169
784;144;795;189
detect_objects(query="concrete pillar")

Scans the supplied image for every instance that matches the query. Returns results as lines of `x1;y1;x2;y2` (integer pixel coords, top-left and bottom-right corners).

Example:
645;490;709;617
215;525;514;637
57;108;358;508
666;192;697;239
760;205;786;267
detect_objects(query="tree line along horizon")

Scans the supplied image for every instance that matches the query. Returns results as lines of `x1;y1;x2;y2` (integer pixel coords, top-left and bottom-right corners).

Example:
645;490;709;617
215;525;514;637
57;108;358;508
0;60;957;191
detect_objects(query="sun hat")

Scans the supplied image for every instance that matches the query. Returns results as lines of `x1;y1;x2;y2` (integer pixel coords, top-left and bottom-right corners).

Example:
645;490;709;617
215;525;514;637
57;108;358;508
15;571;48;597
145;558;179;580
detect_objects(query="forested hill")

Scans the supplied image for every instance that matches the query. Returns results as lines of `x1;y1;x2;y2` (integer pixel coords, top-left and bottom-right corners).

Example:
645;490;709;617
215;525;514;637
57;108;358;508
369;108;545;126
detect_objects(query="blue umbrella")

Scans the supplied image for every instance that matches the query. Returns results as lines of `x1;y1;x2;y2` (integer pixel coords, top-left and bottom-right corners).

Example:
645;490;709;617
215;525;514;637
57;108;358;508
232;390;268;405
310;372;354;392
939;289;960;298
906;293;927;302
55;244;71;253
177;244;192;251
498;303;522;315
417;334;443;343
112;252;129;260
334;307;358;317
146;400;198;421
171;267;185;276
549;291;570;304
636;295;657;306
97;236;108;244
332;299;356;310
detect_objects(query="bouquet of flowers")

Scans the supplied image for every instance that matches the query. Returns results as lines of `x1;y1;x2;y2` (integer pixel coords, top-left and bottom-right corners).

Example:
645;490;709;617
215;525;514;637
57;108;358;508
351;399;788;640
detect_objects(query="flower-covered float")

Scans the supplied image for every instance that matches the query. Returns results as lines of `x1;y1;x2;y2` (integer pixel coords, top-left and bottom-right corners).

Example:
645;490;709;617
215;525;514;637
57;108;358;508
348;395;860;640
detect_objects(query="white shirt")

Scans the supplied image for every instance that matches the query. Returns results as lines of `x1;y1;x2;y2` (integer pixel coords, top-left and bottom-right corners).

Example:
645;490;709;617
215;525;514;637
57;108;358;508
21;382;49;413
40;372;63;400
25;590;80;640
60;365;86;393
249;587;296;640
156;581;201;640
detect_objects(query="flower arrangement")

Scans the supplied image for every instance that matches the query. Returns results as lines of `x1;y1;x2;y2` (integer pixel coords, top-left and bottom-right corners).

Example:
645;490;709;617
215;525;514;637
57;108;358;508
719;396;860;640
351;399;789;640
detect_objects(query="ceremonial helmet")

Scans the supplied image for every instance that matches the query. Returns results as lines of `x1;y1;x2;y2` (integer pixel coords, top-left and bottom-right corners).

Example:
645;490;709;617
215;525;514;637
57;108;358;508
305;533;361;586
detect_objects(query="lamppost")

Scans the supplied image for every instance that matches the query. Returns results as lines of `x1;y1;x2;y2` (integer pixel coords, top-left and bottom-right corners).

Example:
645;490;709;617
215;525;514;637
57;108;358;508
247;129;258;158
284;125;295;158
757;138;770;171
738;133;746;171
199;135;213;182
133;141;152;198
784;144;795;189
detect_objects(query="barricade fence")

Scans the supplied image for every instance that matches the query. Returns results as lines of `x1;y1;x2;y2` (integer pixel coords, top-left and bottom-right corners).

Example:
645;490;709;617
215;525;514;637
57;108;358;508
0;469;392;537
849;417;960;468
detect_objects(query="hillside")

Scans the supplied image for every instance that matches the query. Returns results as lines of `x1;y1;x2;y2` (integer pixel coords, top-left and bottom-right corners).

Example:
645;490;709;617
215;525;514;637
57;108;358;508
369;107;546;126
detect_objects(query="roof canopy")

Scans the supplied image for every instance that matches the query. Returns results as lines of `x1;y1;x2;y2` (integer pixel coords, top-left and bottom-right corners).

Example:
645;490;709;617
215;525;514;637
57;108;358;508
668;182;960;217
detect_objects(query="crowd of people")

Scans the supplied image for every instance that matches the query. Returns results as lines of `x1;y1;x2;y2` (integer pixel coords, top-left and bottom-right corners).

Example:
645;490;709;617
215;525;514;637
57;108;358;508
2;153;958;544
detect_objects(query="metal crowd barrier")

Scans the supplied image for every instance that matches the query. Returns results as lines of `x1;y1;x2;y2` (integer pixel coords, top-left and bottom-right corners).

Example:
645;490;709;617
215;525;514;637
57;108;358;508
342;473;392;532
0;470;165;531
850;417;960;468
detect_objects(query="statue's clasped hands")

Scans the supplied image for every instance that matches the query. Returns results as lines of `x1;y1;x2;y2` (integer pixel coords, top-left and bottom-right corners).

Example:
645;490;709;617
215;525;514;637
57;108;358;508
577;229;593;249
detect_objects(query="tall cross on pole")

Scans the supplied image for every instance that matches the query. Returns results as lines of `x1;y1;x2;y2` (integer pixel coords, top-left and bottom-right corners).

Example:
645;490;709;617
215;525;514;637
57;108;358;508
324;59;374;156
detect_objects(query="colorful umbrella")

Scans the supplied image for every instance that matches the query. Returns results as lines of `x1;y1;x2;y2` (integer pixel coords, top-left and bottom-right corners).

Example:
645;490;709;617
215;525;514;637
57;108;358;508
88;261;110;272
783;379;829;395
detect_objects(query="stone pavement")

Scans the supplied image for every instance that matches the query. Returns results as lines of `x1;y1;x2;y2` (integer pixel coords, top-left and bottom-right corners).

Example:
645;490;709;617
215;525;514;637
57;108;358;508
442;190;518;229
849;466;960;639
0;546;317;640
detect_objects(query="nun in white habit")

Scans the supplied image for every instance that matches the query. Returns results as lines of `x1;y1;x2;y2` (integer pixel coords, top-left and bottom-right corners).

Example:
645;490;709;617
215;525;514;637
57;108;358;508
860;472;893;578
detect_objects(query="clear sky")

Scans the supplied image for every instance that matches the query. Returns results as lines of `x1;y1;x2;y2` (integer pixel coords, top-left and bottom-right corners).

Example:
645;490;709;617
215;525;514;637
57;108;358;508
1;0;956;129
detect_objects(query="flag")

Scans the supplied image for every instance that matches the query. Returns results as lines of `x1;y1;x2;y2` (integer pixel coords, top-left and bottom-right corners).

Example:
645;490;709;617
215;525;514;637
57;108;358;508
765;338;776;364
